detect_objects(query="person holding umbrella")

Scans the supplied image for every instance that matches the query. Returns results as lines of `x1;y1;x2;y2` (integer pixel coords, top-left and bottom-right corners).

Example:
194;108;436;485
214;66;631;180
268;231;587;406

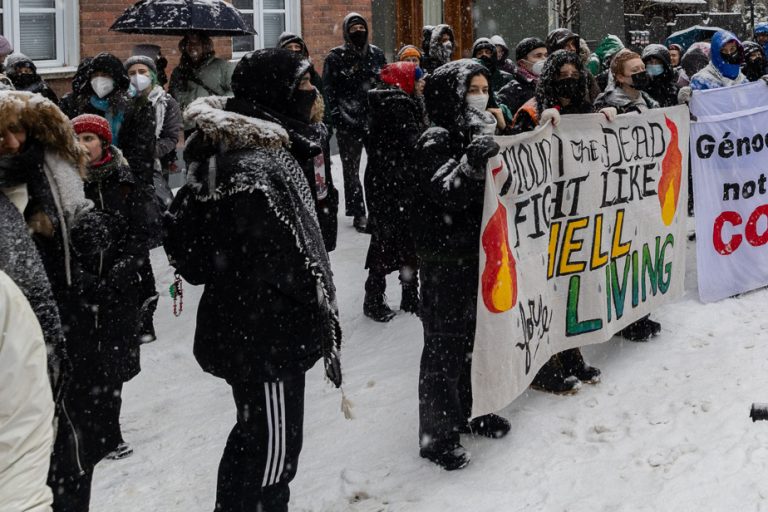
169;32;233;137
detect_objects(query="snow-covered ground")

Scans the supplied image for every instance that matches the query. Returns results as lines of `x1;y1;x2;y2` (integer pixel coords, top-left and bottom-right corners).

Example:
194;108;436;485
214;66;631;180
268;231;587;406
92;156;768;511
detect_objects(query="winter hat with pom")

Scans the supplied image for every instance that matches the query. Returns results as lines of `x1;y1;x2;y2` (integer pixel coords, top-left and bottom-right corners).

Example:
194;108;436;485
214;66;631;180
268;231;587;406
230;48;311;115
516;37;547;62
72;114;112;146
380;62;422;95
124;55;157;74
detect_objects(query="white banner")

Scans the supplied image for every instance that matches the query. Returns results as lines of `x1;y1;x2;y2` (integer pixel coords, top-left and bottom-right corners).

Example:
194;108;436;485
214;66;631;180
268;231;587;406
690;81;768;302
471;106;690;417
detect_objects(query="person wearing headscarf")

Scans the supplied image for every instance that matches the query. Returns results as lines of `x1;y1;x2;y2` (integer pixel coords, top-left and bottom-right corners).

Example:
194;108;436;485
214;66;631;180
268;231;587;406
166;48;342;511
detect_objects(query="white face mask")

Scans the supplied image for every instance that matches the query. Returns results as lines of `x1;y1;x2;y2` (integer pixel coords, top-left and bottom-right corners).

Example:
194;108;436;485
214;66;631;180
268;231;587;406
91;77;115;98
466;93;489;112
130;74;152;92
531;60;546;76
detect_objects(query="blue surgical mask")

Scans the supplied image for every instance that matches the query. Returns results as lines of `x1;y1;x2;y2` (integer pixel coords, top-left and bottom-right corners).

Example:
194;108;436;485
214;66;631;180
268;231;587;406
647;64;664;77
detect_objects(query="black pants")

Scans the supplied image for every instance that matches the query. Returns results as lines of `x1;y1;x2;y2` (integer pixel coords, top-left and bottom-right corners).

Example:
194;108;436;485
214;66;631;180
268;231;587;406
215;375;306;512
418;259;478;450
49;378;124;512
336;128;367;218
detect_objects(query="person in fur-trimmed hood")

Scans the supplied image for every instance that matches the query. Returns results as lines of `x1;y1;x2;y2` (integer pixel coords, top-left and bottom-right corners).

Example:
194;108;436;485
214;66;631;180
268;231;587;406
165;48;342;512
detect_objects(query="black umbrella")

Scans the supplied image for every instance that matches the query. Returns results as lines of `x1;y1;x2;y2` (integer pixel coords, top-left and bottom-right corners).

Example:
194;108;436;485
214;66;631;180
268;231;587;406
110;0;255;37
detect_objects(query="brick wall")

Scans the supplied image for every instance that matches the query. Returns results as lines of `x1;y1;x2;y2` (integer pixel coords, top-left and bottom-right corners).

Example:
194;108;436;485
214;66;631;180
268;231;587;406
46;0;373;97
301;0;373;73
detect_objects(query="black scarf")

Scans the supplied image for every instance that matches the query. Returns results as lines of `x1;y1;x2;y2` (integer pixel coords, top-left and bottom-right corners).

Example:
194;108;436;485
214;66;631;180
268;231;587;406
0;141;43;188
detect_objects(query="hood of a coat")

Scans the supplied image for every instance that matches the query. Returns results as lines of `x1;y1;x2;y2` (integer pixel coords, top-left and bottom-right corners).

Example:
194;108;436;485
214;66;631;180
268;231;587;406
681;46;710;78
0;91;87;172
642;43;675;83
88;53;131;94
343;12;369;51
755;22;768;55
711;30;744;80
4;53;36;76
428;24;455;62
277;31;309;58
536;49;590;113
490;35;509;61
594;35;624;64
424;59;489;130
184;95;290;153
546;28;580;54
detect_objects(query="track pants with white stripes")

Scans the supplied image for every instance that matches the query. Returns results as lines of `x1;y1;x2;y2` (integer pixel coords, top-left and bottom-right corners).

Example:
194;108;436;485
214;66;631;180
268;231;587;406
214;374;305;512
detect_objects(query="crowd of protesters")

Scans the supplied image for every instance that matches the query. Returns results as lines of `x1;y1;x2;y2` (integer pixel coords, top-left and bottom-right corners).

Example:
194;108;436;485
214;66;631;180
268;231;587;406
1;13;766;512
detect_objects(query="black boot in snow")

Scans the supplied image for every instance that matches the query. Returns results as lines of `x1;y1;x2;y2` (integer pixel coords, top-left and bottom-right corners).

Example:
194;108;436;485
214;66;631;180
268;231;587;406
400;283;420;315
558;348;601;384
619;315;661;342
364;292;396;322
459;414;511;439
353;215;368;233
530;356;582;395
420;441;470;471
138;293;159;343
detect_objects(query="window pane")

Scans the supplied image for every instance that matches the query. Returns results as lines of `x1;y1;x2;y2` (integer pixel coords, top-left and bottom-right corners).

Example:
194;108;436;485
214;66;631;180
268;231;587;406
233;35;255;53
423;0;443;26
262;13;284;47
231;0;252;10
20;0;55;8
20;13;56;60
264;0;285;8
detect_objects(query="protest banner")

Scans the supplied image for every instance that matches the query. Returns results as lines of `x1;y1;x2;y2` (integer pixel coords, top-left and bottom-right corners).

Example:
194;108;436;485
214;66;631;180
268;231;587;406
471;106;690;417
690;81;768;303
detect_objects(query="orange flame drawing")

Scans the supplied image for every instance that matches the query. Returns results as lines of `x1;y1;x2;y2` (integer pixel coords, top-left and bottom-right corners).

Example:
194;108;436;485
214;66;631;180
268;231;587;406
481;200;518;313
658;115;683;226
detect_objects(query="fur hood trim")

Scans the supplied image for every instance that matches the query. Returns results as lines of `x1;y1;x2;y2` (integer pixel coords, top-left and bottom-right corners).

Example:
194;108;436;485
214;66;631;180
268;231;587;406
184;95;290;151
0;91;88;176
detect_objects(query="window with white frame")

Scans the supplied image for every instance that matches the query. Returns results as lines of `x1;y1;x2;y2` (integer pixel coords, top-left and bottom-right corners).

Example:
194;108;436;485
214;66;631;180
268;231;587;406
231;0;301;57
1;0;79;68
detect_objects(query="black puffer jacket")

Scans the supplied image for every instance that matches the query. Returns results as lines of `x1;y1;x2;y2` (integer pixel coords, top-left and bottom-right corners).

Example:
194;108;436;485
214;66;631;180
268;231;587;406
642;44;680;107
322;13;386;132
167;50;341;383
412;60;491;263
364;82;427;271
497;68;538;116
67;149;151;382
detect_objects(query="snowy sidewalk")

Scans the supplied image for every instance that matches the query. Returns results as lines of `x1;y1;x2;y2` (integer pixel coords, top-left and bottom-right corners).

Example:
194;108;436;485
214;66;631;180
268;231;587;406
92;157;768;512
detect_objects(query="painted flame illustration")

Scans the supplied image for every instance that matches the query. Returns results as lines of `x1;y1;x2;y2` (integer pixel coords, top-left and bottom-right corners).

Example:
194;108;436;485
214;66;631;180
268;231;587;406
658;115;683;226
481;200;517;313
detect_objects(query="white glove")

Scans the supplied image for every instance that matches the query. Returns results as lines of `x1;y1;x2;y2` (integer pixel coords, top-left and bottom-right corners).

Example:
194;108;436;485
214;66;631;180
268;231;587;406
540;108;561;127
678;86;692;105
599;107;618;122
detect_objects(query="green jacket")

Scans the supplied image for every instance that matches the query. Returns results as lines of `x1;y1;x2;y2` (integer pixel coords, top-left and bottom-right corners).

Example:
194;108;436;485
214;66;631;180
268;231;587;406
586;35;624;76
169;56;234;130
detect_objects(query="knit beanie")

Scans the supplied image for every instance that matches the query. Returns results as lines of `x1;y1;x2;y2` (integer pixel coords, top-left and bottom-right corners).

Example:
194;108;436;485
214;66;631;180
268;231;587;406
380;61;420;95
0;35;13;56
72;114;113;146
516;37;547;62
397;45;422;61
124;55;157;74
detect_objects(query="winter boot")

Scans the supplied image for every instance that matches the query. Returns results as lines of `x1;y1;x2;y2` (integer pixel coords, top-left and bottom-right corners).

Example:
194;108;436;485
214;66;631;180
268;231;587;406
530;356;582;395
459;414;511;439
400;282;420;315
364;273;395;322
106;442;133;460
138;293;159;343
353;215;368;233
619;315;661;342
420;441;470;471
558;348;601;384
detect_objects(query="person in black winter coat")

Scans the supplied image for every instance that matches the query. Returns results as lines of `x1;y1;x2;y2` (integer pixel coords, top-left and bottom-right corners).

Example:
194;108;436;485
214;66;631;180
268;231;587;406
59;58;92;120
322;12;386;232
641;44;680;107
421;24;455;74
490;35;517;74
362;61;428;322
65;53;160;343
4;53;59;104
509;51;604;395
742;41;768;81
165;49;342;512
594;49;660;114
413;59;511;471
497;37;548;119
546;28;601;103
63;114;152;503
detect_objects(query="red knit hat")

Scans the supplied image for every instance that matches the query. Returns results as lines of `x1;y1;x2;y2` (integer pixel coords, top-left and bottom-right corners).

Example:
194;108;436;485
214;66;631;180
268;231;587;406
380;61;421;95
71;114;112;145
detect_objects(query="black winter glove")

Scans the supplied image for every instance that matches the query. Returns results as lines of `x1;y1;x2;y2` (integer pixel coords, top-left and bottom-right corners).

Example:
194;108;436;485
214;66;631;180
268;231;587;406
70;210;119;256
465;135;500;170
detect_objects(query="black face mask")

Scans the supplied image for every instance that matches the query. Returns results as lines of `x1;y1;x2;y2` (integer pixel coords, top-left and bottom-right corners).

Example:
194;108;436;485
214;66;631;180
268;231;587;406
553;78;582;100
349;30;368;48
478;55;496;72
286;88;318;124
744;59;766;81
12;73;38;89
629;71;651;91
721;50;743;65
